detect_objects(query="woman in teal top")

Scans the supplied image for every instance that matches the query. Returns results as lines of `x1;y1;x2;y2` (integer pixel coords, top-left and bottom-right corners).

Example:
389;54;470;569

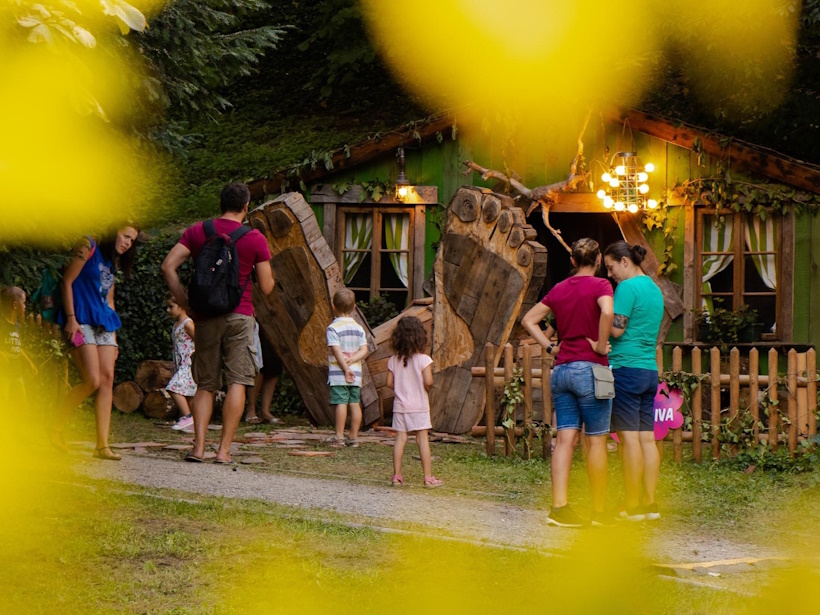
604;241;664;521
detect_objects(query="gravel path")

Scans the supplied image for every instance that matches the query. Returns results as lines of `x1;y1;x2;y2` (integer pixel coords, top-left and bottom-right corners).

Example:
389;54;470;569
75;453;771;565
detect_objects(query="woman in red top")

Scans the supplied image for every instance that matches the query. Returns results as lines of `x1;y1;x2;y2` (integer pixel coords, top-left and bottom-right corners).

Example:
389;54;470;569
522;238;614;527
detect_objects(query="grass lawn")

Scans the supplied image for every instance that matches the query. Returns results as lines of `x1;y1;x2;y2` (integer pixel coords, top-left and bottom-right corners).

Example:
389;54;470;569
62;409;820;550
0;461;785;615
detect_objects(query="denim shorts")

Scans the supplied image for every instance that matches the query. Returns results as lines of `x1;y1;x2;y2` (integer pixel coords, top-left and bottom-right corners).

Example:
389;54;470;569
78;324;117;347
611;367;658;432
551;361;612;436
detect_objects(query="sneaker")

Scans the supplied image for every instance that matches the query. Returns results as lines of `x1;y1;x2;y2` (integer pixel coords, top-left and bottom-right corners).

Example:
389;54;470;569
617;506;646;522
546;505;586;528
590;511;617;527
323;435;345;446
172;415;194;431
642;503;661;521
345;437;360;448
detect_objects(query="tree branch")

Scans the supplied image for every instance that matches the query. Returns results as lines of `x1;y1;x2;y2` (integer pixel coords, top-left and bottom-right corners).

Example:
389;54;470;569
462;161;533;197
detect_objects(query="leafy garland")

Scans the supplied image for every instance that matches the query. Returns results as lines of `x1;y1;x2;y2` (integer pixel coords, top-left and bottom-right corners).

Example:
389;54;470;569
642;138;820;275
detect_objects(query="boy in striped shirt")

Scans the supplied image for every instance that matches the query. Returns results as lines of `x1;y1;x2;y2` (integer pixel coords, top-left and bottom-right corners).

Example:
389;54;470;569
326;289;369;447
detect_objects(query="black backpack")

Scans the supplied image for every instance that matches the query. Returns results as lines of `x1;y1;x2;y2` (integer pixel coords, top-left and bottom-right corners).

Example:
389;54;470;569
188;220;253;317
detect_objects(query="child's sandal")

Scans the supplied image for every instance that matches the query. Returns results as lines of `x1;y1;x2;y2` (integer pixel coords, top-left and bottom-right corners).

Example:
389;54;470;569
424;476;443;489
391;475;404;486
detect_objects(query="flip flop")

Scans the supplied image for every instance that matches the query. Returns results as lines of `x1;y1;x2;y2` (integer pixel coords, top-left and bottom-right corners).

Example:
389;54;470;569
184;452;204;463
245;416;263;425
213;458;235;465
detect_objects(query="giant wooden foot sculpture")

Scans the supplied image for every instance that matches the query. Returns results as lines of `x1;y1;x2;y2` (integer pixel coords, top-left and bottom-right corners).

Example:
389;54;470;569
430;187;546;434
249;193;379;426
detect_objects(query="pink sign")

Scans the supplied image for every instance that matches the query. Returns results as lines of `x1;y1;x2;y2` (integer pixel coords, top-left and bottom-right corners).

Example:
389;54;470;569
610;383;685;441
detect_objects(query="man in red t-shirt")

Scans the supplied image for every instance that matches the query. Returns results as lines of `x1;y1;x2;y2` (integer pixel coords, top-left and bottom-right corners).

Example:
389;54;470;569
162;183;274;464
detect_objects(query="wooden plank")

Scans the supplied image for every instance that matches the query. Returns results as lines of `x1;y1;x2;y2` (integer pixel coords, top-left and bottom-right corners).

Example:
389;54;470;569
616;212;685;319
730;348;740;428
788;349;798;456
484;343;496;456
711;347;721;459
523;343;533;458
683;202;696;342
321;203;336;252
768;348;779;452
413;204;426;300
749;348;760;444
797;352;808;437
808;349;817;437
309;184;440;205
504;344;515;456
613;109;820;195
541;346;552;460
692;347;702;463
672;346;683;462
780;212;795;342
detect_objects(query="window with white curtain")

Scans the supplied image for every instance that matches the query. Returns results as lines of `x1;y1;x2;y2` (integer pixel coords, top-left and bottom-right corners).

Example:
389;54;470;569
337;206;414;311
696;210;780;337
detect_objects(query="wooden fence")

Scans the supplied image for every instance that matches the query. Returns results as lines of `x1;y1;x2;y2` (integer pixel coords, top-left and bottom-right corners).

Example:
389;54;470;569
471;342;818;462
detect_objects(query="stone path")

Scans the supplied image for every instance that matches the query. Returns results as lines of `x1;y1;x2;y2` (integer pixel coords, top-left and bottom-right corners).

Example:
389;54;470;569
74;446;773;567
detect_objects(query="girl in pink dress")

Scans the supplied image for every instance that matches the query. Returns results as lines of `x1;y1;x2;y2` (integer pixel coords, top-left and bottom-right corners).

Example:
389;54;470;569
386;316;442;488
166;295;197;431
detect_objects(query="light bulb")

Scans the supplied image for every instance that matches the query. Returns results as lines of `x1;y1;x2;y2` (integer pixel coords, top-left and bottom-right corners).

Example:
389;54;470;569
609;178;619;188
647;199;658;209
639;183;650;194
645;162;655;173
604;196;614;208
596;189;606;199
637;172;649;182
615;165;626;175
602;172;611;183
614;202;625;211
398;186;408;198
627;203;639;214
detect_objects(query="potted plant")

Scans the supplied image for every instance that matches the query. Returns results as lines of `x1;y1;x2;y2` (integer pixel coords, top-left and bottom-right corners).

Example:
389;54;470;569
696;301;760;346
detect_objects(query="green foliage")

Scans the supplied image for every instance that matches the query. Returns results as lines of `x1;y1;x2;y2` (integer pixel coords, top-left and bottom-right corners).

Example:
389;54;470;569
133;0;287;151
641;201;677;277
357;295;399;329
295;0;376;100
659;370;708;408
695;299;759;348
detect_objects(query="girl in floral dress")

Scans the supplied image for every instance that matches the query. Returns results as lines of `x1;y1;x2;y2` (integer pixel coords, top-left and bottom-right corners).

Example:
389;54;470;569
166;295;197;432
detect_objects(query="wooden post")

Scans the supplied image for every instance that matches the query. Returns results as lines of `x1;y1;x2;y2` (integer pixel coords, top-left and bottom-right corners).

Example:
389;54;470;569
729;348;740;431
797;352;808;438
692;347;703;463
672;346;683;463
484;343;495;456
711;347;721;460
522;344;533;459
808;349;817;438
541;347;552;460
504;343;515;457
768;348;779;452
788;349;798;457
749;348;760;444
656;345;664;459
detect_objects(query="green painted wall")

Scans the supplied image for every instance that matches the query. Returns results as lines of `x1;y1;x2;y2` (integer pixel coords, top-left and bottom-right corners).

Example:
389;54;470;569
307;124;816;346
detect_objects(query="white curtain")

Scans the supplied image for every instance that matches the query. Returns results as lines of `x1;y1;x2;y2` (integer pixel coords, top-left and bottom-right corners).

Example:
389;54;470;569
744;216;777;290
384;213;409;288
701;217;734;312
343;214;373;285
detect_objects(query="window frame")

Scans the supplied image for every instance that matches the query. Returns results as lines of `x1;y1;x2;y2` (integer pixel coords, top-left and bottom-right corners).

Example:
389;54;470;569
694;207;788;341
336;205;416;307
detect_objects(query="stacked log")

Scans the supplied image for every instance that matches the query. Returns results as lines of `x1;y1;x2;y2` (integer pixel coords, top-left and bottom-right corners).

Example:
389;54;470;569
112;381;144;413
112;360;176;419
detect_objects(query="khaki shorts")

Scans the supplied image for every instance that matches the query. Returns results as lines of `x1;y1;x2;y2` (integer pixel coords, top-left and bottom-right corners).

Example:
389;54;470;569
192;313;258;391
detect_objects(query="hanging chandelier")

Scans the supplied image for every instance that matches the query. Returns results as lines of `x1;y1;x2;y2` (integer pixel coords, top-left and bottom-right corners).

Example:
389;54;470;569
596;151;657;214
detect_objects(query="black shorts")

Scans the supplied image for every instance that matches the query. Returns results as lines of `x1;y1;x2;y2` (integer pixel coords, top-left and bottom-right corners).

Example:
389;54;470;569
259;331;283;377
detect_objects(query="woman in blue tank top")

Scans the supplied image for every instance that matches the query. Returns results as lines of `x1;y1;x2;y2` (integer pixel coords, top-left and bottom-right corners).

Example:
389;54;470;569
50;224;140;460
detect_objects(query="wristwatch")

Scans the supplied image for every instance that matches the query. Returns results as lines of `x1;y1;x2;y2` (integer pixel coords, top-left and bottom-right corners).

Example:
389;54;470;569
547;343;556;355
